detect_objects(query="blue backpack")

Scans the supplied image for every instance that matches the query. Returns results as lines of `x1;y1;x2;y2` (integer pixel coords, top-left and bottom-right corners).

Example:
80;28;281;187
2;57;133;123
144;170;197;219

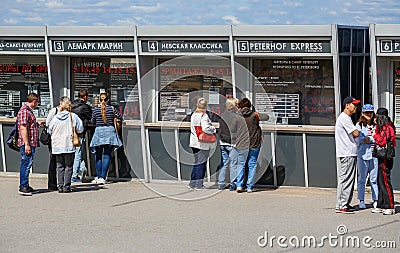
6;120;20;152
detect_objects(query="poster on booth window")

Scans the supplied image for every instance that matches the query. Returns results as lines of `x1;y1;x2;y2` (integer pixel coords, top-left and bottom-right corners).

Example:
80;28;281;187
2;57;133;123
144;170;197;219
158;58;233;122
253;59;335;126
393;62;400;128
0;58;49;118
71;57;139;120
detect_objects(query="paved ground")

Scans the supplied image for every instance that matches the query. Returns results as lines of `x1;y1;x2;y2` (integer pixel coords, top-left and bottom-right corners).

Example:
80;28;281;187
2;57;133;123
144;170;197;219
0;175;399;253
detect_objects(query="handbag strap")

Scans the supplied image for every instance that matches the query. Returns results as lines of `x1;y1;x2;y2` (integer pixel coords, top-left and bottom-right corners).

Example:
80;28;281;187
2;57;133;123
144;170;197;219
69;112;75;133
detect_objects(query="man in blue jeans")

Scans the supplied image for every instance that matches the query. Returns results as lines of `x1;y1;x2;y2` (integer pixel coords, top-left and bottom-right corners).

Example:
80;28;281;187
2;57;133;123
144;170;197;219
71;89;92;182
17;93;41;196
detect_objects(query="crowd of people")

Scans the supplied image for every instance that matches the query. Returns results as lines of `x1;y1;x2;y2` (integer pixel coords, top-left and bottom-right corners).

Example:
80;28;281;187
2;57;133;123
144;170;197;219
16;90;123;195
335;97;396;215
188;97;263;192
14;92;397;215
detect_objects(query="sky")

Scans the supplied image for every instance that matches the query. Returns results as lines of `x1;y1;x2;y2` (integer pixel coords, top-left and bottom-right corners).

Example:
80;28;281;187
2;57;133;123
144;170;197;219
1;0;399;26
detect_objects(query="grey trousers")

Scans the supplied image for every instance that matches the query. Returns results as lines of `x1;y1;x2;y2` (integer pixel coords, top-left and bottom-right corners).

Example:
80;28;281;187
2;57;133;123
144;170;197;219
336;156;357;209
56;153;75;191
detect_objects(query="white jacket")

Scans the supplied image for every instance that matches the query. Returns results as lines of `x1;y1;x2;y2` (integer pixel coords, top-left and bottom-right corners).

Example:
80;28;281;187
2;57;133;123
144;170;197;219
48;111;83;154
189;112;216;150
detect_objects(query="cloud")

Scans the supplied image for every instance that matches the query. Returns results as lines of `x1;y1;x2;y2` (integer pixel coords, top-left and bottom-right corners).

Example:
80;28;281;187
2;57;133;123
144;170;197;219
129;3;162;12
4;18;18;24
25;17;44;22
10;9;23;15
46;1;63;7
223;15;242;25
238;6;249;11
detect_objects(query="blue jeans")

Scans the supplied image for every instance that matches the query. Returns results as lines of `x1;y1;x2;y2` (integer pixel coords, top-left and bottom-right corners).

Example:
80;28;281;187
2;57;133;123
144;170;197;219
218;145;233;186
357;157;378;201
232;148;249;189
95;145;113;179
189;148;209;188
245;147;261;190
72;137;86;178
19;146;35;189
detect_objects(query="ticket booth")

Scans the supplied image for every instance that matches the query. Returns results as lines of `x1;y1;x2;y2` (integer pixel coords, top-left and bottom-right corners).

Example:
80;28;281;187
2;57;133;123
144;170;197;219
232;25;339;187
370;24;400;190
46;26;142;179
137;26;233;183
0;26;51;174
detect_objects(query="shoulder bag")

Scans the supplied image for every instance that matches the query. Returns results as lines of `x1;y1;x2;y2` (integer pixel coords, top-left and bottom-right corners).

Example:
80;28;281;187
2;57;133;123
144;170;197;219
70;113;81;147
194;114;216;143
6;120;20;151
372;127;395;159
40;125;51;145
112;106;122;138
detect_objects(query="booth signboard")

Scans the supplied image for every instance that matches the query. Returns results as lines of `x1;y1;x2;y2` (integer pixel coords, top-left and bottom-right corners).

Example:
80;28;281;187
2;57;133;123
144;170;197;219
253;59;335;125
236;40;331;54
379;40;400;53
71;57;139;120
52;40;134;53
141;40;230;54
393;62;400;127
0;40;45;52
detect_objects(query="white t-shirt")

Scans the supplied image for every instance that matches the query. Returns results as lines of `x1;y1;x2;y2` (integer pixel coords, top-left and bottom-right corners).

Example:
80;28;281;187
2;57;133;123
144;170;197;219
335;112;357;157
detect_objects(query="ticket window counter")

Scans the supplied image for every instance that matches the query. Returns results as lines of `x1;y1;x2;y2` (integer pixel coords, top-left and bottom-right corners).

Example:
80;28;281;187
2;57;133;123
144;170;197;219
137;28;233;182
47;26;140;179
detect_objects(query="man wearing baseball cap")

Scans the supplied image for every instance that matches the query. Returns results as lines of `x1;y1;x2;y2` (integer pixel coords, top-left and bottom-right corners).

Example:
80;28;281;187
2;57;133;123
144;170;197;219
335;96;361;214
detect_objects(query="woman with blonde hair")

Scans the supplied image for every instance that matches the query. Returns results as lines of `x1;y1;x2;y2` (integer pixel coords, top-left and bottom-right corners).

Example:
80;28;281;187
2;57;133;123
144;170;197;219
90;93;123;184
48;97;83;193
188;98;216;190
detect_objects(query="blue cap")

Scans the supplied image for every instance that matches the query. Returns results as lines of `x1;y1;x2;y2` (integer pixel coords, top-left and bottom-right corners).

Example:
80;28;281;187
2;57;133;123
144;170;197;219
362;104;374;112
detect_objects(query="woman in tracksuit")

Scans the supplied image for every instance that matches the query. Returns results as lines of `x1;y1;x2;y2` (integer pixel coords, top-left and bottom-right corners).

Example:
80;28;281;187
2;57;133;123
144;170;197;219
355;104;378;210
372;108;396;215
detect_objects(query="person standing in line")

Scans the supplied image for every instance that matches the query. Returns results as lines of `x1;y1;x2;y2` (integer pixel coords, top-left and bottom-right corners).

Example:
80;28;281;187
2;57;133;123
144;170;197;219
237;98;263;193
372;108;396;215
355;104;378;210
17;93;41;196
48;98;83;193
45;96;69;190
335;96;360;214
90;93;123;184
217;98;240;190
225;99;250;193
71;89;92;183
189;98;216;190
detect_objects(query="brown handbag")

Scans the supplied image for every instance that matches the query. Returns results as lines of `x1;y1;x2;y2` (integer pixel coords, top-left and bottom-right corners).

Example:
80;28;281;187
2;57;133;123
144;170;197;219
112;106;122;138
70;112;81;147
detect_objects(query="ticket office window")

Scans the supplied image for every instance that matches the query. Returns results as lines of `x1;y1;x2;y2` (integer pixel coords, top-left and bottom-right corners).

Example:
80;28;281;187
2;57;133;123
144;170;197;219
253;58;335;126
0;55;49;118
158;58;233;122
71;57;139;120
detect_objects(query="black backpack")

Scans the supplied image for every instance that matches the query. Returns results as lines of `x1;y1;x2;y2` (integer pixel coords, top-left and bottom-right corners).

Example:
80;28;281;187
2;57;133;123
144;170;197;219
6;120;20;152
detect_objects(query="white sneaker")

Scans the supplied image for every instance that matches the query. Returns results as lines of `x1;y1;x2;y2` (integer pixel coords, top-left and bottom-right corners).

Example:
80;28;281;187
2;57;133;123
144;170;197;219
382;209;395;215
373;201;377;209
359;201;366;209
91;177;98;184
97;178;106;184
371;208;382;213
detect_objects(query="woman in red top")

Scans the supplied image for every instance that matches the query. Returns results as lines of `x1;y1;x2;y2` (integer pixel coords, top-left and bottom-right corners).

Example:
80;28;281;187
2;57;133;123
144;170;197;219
373;108;396;215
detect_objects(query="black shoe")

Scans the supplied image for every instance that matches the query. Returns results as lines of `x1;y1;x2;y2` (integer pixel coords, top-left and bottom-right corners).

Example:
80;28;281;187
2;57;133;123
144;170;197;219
63;188;72;193
27;186;37;193
18;187;32;196
58;188;63;193
48;185;58;191
347;205;356;211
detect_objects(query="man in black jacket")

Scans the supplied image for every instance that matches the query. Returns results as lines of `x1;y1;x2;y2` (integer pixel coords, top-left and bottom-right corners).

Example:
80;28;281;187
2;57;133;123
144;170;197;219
71;89;92;182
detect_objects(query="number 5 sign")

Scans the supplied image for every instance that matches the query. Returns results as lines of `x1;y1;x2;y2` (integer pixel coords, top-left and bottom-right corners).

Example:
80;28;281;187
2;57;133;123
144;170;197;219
380;40;393;53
